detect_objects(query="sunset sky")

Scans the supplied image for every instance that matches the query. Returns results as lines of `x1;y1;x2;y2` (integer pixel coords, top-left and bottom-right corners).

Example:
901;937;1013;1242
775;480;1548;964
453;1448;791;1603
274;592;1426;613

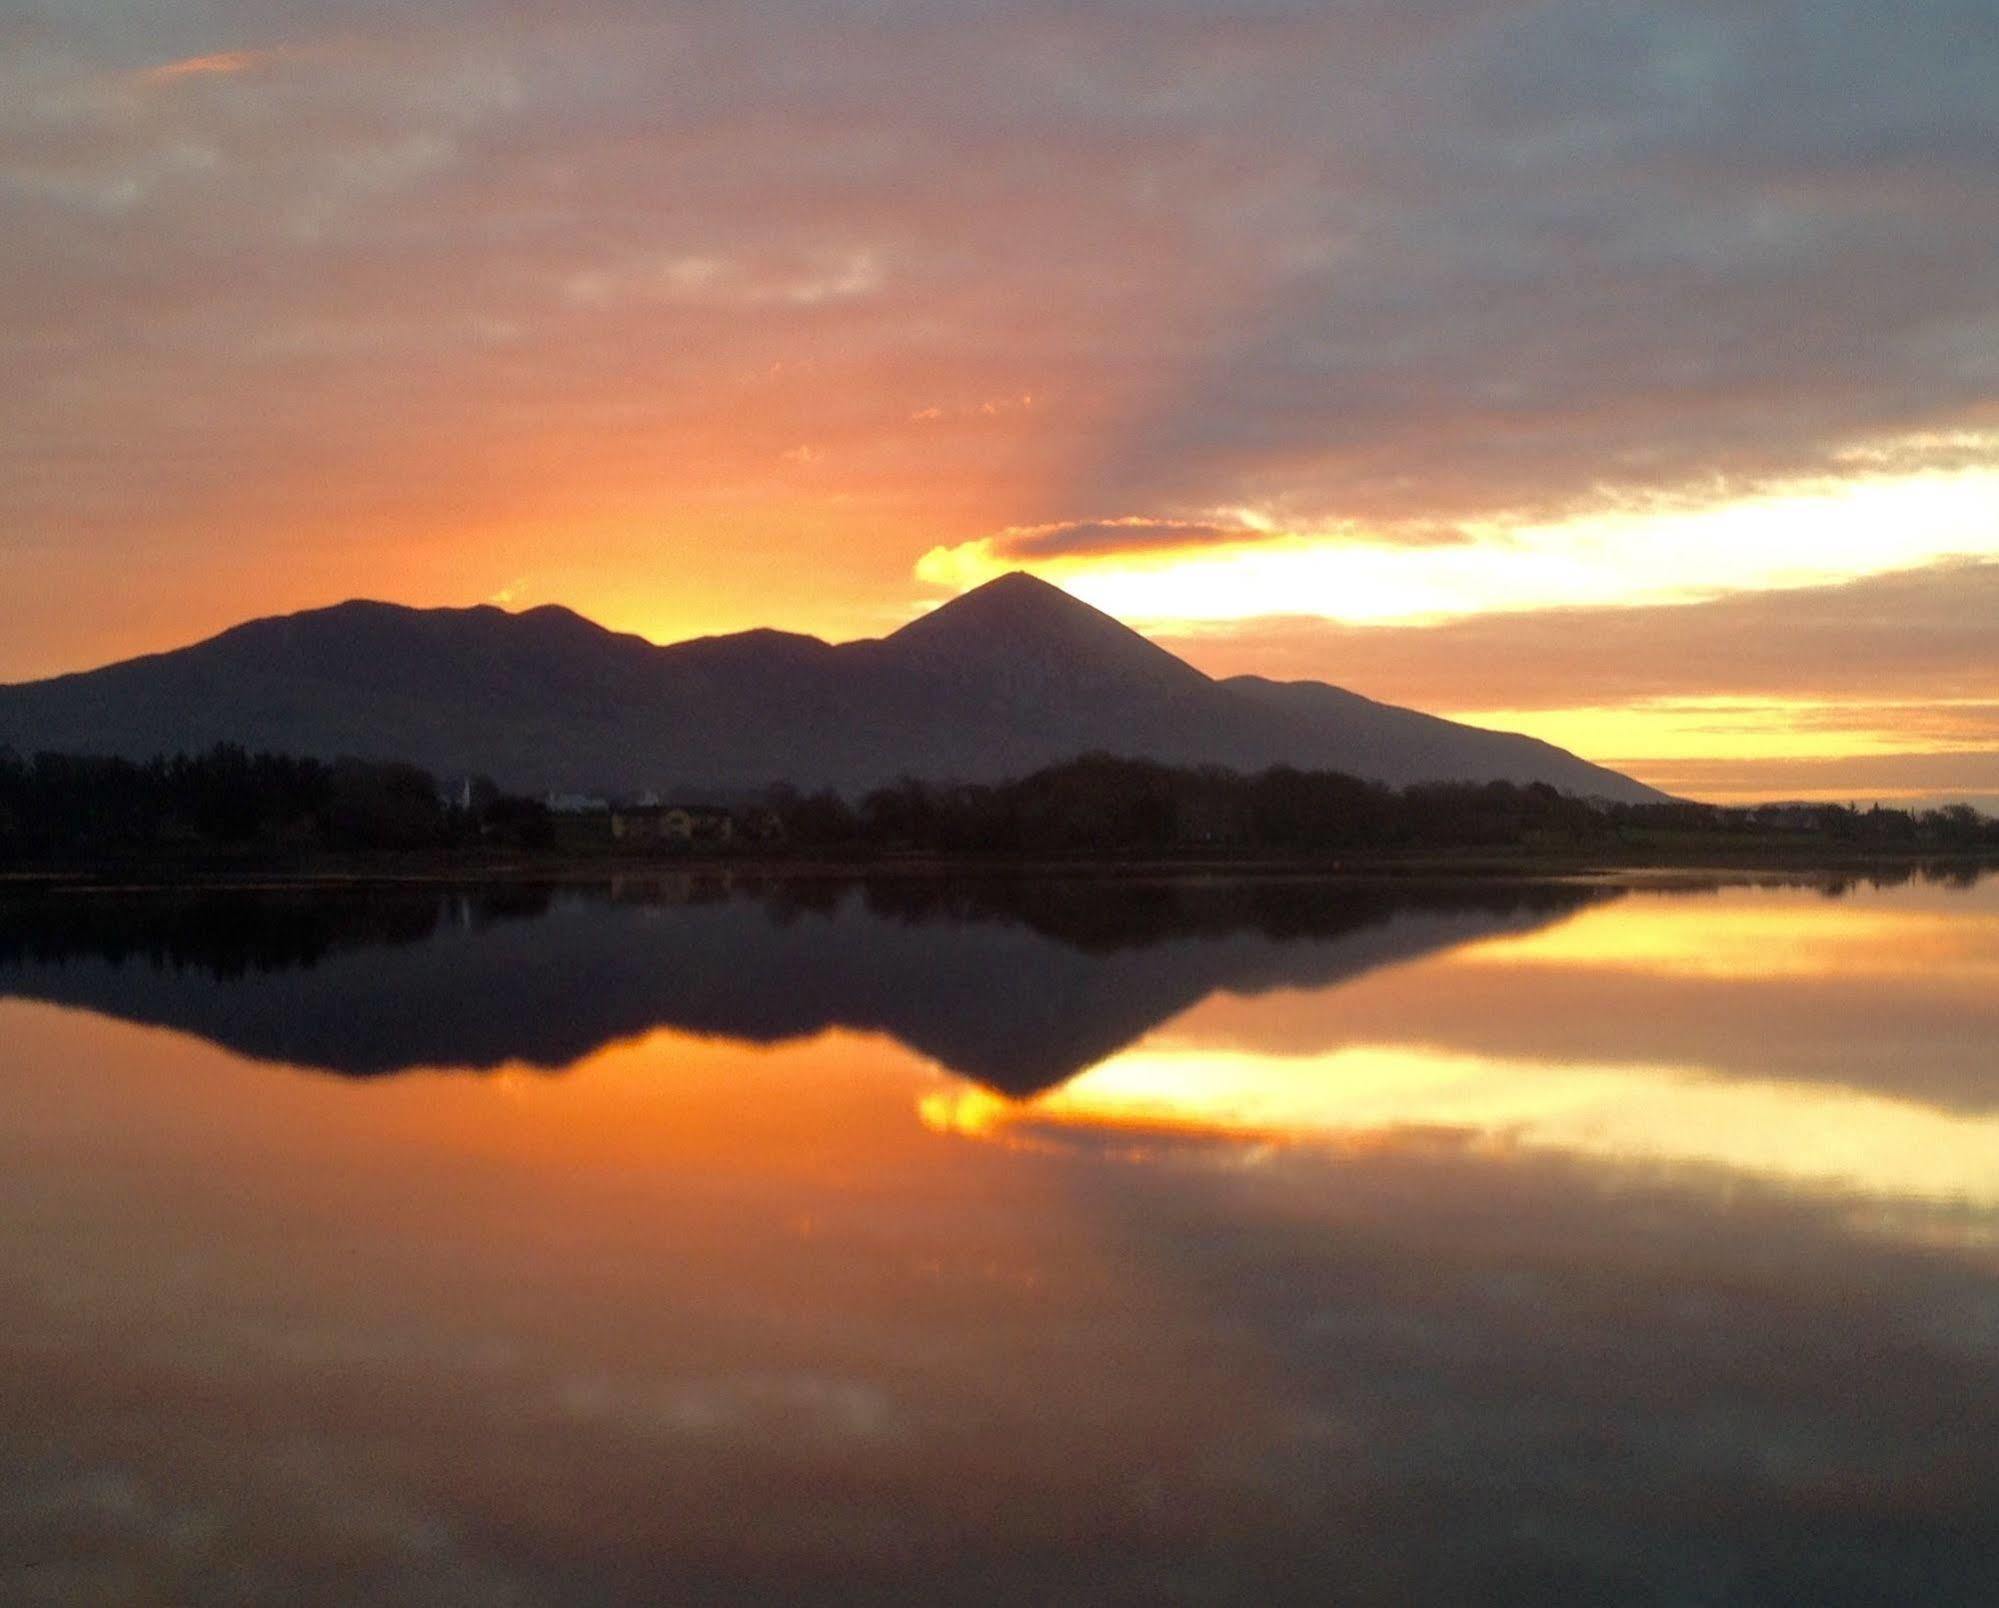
4;0;1995;805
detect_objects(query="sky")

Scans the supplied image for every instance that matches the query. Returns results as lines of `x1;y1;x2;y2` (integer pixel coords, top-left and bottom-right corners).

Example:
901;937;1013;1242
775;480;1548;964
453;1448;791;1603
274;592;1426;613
3;0;1996;805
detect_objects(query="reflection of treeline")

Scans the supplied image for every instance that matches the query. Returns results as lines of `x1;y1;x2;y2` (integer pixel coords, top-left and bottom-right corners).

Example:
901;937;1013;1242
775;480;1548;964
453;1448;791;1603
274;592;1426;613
0;885;558;980
0;874;1602;989
0;746;554;858
769;755;1999;855
850;873;1612;953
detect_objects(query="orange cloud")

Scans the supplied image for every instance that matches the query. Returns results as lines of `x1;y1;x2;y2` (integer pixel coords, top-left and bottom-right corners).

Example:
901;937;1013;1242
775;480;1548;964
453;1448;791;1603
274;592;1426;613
135;49;293;85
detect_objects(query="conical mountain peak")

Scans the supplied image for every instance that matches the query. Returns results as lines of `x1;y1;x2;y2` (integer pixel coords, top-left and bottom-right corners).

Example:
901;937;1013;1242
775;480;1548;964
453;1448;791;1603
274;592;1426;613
885;572;1210;687
895;571;1107;633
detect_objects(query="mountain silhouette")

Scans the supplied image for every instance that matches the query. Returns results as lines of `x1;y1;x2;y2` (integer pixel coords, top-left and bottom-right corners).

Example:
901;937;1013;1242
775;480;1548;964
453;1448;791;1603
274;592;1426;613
0;573;1662;800
0;877;1613;1095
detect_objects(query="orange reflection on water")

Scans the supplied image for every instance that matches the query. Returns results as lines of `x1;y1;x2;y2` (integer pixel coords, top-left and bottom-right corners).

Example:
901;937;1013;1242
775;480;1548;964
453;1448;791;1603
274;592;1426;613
0;996;1302;1588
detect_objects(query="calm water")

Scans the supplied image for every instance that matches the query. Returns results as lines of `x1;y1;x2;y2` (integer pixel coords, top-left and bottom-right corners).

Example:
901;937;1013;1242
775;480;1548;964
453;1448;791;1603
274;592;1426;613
2;869;1996;1605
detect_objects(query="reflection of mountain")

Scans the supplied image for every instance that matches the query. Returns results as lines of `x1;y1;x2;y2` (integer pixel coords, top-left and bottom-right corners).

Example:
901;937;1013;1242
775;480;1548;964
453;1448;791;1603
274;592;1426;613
0;878;1611;1094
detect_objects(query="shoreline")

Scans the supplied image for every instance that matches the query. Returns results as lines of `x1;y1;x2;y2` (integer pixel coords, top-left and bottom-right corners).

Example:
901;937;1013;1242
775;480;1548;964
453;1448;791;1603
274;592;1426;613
3;843;1994;893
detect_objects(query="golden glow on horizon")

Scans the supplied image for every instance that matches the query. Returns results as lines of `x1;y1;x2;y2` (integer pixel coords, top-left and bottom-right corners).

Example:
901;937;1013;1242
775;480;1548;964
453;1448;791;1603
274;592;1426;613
1649;780;1999;807
917;465;1999;628
1439;698;1999;766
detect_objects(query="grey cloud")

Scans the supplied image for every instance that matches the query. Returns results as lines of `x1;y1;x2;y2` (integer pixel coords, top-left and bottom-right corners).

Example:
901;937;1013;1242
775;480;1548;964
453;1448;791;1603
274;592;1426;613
1157;559;1999;711
1071;1;1999;525
991;516;1476;560
994;518;1247;560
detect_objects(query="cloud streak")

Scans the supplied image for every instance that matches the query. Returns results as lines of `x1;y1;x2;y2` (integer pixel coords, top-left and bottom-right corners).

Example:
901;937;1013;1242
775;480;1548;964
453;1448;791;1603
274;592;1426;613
135;49;296;86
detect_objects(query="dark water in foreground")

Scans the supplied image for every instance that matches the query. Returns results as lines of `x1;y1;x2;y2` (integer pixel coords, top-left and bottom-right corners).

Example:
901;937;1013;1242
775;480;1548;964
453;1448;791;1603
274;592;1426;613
2;869;1996;1605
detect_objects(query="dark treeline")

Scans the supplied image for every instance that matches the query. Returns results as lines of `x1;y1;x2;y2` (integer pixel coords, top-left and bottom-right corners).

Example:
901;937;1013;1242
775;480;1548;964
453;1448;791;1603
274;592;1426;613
0;745;554;859
4;745;1995;864
769;753;1999;856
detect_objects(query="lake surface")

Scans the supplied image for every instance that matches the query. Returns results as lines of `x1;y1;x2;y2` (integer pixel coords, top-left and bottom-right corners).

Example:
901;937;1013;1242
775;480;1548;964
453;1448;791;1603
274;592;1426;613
2;868;1996;1605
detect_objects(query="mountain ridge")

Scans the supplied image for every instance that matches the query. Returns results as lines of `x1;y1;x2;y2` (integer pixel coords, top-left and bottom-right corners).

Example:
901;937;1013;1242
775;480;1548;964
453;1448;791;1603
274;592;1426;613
0;573;1666;802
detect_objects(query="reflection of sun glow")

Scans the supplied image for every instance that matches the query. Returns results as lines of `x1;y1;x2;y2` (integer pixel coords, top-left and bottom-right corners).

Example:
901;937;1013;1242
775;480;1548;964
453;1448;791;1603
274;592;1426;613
926;1045;1999;1211
918;1088;1013;1139
1460;900;1999;982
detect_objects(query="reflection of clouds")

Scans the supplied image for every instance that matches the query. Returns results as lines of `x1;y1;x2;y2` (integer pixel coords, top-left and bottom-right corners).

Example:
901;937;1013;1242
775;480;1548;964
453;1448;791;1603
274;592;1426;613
1146;887;1999;1121
1461;898;1999;983
0;1452;524;1605
1048;1117;1999;1601
556;1372;898;1443
930;1045;1999;1218
918;880;1999;1200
